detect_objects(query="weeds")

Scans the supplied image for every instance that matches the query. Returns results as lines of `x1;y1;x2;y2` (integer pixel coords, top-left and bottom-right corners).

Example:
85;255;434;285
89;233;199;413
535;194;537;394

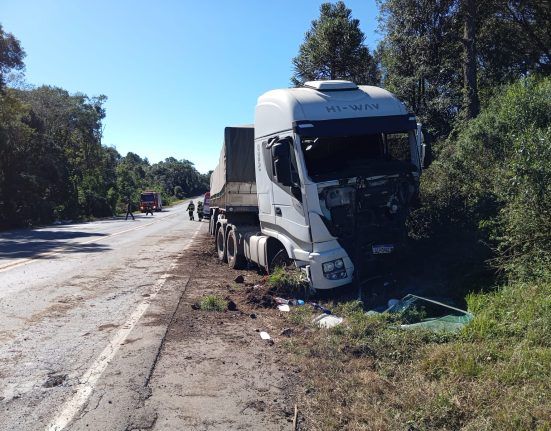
199;295;228;312
266;266;310;298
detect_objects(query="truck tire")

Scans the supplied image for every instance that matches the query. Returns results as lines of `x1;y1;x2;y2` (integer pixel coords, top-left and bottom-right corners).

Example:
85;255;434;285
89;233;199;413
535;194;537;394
269;248;293;271
226;229;245;269
216;226;227;262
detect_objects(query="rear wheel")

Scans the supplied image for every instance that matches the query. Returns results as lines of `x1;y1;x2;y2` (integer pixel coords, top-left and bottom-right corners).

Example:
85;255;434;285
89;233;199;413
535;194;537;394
226;229;246;269
216;227;227;262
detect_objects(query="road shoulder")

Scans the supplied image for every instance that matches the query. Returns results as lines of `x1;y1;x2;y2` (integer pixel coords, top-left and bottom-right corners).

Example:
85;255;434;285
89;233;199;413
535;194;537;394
142;229;299;431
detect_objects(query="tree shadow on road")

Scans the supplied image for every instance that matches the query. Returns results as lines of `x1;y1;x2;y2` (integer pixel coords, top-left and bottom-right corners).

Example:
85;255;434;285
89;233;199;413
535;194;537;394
0;228;109;259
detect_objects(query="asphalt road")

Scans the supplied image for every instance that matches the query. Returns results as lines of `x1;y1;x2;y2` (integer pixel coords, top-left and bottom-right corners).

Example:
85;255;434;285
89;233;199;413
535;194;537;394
0;201;203;431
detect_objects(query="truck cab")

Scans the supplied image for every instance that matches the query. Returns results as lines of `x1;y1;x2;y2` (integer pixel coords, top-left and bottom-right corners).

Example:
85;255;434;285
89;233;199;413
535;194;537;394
253;80;425;289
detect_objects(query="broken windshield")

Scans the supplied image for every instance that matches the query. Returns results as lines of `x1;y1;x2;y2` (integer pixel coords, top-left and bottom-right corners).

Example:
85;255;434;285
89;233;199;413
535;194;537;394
301;131;418;181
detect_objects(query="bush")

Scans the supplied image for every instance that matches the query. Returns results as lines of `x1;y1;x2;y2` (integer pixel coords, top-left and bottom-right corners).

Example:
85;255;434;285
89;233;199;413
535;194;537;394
409;76;551;281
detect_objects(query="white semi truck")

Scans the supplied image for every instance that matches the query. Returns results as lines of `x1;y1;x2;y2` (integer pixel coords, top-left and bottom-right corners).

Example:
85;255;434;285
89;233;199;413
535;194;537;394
209;80;429;290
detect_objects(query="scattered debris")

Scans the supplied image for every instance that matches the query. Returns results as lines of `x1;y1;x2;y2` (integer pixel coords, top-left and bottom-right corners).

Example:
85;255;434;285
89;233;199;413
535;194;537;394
246;291;276;308
312;314;343;328
241;400;267;413
280;328;293;337
260;330;274;345
234;275;245;284
274;297;289;305
310;302;332;314
227;299;238;311
43;374;67;388
277;304;290;312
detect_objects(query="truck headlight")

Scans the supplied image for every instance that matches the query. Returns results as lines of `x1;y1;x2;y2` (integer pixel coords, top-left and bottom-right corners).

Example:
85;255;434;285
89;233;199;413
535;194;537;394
322;258;347;280
322;261;335;273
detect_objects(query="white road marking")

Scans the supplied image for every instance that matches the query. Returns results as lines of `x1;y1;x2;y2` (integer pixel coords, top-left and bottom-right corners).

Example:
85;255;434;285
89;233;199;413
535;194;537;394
45;227;200;431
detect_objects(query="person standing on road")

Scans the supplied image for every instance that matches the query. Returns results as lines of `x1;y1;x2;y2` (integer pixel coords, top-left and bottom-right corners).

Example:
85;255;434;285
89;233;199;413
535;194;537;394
145;203;154;216
125;199;135;220
197;200;204;221
187;200;195;221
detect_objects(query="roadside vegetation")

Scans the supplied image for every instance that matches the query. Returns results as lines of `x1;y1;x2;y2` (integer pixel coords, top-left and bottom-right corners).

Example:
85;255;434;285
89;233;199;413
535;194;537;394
199;295;229;312
0;25;209;230
281;75;551;430
285;2;551;429
267;267;311;299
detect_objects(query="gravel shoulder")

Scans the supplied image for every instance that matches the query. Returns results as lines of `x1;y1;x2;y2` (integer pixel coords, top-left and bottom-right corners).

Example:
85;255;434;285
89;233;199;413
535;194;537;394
141;224;300;431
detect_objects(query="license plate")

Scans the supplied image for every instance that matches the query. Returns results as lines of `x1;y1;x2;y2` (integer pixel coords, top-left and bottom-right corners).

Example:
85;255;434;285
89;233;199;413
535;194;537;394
372;244;394;254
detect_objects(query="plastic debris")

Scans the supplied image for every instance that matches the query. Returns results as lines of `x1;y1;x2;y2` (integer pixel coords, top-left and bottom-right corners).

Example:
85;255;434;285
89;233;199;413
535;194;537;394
313;314;343;328
274;297;305;307
277;304;290;312
309;302;332;314
274;297;289;305
260;331;271;340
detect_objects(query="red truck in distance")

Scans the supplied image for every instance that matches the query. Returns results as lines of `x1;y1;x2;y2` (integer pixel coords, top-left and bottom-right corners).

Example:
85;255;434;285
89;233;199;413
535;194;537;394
139;191;163;212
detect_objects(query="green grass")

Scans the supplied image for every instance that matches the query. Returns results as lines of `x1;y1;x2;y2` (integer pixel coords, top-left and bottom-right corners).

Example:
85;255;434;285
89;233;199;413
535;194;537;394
282;279;551;430
199;295;228;312
266;266;310;298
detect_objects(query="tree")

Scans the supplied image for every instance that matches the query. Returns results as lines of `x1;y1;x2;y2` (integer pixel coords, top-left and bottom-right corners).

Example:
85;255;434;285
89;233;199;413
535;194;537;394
291;1;378;86
461;0;479;119
0;24;25;91
377;0;551;135
378;0;462;137
116;152;149;205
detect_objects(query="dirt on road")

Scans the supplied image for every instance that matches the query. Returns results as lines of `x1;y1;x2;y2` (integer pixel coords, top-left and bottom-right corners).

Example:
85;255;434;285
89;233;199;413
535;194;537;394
142;226;302;430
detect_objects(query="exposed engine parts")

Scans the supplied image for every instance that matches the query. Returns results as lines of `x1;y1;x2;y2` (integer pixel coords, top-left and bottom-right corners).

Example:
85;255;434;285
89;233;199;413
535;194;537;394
318;174;418;280
320;174;416;224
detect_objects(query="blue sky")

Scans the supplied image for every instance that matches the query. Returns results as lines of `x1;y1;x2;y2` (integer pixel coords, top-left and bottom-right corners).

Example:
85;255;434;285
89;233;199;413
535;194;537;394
3;0;379;174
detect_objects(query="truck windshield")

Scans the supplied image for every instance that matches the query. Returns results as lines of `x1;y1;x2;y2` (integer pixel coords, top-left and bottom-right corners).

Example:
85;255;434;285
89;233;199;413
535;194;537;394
300;131;417;181
140;194;155;202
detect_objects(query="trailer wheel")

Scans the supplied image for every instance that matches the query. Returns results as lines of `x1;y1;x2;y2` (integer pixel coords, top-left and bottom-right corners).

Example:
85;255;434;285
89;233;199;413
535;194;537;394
216;227;227;262
226;229;245;269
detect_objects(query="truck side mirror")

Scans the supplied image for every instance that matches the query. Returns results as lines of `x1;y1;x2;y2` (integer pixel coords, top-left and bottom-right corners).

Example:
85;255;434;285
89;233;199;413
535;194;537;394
272;140;293;187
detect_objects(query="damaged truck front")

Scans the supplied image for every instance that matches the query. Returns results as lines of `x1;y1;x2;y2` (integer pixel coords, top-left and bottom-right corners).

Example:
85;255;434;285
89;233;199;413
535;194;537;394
210;80;429;290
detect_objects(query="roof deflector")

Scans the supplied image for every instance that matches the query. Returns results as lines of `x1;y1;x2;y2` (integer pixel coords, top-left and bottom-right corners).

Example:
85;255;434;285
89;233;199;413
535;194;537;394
303;80;358;91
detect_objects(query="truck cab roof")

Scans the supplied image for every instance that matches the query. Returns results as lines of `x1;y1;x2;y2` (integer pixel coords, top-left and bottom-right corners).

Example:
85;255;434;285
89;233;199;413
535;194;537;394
255;80;411;139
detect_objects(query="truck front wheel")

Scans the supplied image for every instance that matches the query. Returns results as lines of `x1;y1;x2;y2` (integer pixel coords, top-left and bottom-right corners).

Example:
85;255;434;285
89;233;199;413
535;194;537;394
216;227;227;262
226;229;245;269
269;248;293;272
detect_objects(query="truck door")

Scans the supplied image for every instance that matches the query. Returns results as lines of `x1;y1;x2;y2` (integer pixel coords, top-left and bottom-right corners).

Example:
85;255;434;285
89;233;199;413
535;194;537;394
270;136;311;252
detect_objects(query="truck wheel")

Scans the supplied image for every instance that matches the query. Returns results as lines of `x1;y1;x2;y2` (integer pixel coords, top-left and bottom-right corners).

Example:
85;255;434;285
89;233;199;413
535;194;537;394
216;227;227;262
226;229;245;269
269;248;292;271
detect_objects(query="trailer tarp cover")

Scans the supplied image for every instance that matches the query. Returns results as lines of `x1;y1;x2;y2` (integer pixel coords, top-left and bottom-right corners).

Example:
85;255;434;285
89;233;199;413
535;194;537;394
210;126;255;196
